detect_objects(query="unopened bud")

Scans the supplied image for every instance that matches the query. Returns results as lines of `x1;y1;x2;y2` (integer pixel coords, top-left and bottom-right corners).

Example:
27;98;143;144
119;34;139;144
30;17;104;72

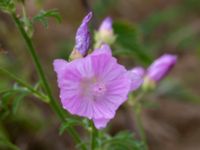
74;12;92;56
95;17;116;48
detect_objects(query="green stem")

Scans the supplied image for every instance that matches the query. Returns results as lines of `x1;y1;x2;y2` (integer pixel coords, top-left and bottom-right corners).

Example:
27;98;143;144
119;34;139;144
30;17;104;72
0;67;48;103
130;92;148;150
90;121;98;150
132;91;145;106
134;104;148;150
11;13;65;120
11;13;86;150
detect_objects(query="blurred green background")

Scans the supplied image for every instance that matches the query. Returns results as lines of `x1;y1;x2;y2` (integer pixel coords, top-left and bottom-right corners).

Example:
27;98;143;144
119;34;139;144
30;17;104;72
0;0;200;149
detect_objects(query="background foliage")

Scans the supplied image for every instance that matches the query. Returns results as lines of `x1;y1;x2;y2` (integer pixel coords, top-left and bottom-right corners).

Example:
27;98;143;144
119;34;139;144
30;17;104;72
0;0;200;149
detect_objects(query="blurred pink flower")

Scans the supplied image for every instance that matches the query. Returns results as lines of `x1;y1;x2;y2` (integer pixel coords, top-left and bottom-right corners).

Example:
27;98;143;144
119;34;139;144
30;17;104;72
128;54;177;91
128;67;145;91
147;54;177;83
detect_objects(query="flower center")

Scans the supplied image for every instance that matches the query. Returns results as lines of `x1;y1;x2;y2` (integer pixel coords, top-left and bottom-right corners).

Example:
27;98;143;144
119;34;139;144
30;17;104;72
80;78;106;97
92;82;106;96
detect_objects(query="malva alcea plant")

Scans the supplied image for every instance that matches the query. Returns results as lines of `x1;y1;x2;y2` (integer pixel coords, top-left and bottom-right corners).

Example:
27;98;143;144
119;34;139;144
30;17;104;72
53;12;142;129
53;12;177;130
0;1;178;148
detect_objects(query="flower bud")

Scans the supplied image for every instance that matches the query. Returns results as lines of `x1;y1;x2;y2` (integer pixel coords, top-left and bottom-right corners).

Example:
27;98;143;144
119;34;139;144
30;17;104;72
95;17;116;48
74;12;92;56
142;54;177;90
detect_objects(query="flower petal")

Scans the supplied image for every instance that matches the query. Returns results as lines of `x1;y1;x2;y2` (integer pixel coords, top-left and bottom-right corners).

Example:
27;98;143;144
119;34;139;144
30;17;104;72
53;59;68;75
92;44;112;56
93;118;110;129
128;67;145;91
91;53;130;119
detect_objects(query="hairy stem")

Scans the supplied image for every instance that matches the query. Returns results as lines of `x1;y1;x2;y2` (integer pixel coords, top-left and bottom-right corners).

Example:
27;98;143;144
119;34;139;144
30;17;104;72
11;13;86;150
134;103;148;150
90;121;98;150
11;13;65;120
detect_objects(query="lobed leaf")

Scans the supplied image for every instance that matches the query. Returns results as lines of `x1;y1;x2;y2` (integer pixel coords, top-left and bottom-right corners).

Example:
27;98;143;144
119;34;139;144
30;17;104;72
0;137;20;150
0;0;15;13
33;9;62;28
59;118;83;135
102;131;145;150
113;21;152;65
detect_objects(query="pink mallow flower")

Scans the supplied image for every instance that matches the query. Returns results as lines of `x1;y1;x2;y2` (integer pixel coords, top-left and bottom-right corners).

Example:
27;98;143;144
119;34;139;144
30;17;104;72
53;44;131;129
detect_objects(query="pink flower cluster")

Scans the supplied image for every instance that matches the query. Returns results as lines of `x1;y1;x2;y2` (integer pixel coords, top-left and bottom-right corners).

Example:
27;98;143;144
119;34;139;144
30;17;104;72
53;12;177;129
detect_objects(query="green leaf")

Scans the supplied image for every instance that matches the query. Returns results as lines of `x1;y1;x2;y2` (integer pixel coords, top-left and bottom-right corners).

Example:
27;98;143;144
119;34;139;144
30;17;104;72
182;0;200;12
93;0;117;17
33;9;62;28
0;137;20;150
59;118;82;135
0;91;13;119
113;21;152;65
165;23;200;50
12;92;27;114
140;7;181;36
15;0;25;4
20;15;34;38
156;79;200;104
1;91;13;107
0;84;29;119
102;131;145;150
0;0;15;14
